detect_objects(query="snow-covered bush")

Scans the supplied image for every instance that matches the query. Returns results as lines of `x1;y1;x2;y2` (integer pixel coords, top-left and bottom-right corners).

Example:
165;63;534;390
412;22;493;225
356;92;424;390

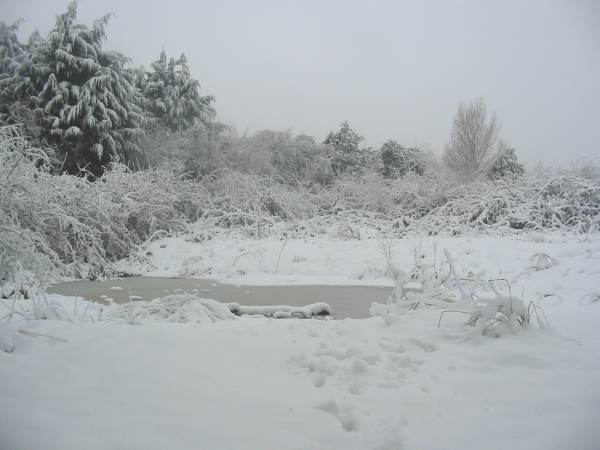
380;141;425;178
332;173;396;215
413;167;600;234
370;248;548;336
323;121;366;176
0;125;207;283
487;146;524;180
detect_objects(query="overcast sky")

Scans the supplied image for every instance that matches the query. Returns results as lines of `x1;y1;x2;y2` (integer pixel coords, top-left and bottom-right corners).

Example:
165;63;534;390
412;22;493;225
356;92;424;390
2;0;599;163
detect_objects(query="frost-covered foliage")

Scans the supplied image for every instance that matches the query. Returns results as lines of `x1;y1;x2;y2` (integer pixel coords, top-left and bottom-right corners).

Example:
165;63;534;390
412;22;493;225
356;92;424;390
380;140;425;178
141;50;214;131
323;121;365;176
143;126;334;185
487;144;524;180
0;20;24;73
370;248;548;336
2;125;599;284
141;121;233;176
269;133;331;185
0;2;145;174
0;125;205;283
419;169;600;234
200;169;319;227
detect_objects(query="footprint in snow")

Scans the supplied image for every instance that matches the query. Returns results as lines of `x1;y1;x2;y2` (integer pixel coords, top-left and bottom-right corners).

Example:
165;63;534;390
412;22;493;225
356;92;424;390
380;342;406;354
315;400;359;432
408;338;438;353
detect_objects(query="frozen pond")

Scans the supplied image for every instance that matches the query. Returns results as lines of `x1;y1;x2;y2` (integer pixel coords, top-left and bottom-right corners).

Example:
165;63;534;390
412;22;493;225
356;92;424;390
48;277;393;319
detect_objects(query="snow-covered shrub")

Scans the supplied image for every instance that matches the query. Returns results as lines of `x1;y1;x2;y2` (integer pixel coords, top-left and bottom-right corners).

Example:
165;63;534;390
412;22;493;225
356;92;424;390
387;171;451;221
370;248;548;336
442;250;548;336
200;169;319;231
1;125;76;282
332;173;396;214
323;121;366;176
380;141;425;178
0;283;76;322
412;167;600;235
141;121;233;177
487;146;524;180
0;125;207;283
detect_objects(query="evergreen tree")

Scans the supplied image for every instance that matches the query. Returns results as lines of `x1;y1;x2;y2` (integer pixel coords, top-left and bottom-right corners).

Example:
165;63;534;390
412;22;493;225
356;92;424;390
142;50;214;131
0;20;25;73
0;2;145;174
323;121;364;176
380;140;425;178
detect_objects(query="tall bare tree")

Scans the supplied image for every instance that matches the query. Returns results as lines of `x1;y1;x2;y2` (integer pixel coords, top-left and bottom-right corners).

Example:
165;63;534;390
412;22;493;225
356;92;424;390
443;98;500;178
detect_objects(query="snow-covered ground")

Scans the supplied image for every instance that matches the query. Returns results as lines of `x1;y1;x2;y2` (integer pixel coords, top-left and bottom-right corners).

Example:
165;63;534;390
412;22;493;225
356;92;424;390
126;230;600;296
2;233;600;450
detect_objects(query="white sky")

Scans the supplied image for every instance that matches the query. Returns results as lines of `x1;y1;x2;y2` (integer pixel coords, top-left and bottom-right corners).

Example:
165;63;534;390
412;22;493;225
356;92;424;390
2;0;599;163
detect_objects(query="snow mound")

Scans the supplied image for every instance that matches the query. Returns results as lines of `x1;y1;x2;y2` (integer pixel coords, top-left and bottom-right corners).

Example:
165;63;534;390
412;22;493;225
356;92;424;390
105;294;236;324
0;323;16;353
227;301;332;318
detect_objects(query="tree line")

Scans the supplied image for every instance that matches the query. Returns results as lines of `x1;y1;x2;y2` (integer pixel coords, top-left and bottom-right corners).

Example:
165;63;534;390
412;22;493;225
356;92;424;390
0;1;523;182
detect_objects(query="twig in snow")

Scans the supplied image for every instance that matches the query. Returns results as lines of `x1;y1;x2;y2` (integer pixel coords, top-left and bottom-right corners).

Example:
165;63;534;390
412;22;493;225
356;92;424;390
17;329;68;342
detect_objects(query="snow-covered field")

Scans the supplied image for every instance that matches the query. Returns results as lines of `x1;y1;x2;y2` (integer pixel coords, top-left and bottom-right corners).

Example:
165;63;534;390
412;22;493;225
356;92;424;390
2;234;600;450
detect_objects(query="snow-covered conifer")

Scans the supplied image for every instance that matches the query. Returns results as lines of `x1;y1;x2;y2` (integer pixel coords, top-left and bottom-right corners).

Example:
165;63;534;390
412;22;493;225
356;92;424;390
324;121;365;176
142;50;214;131
0;1;145;174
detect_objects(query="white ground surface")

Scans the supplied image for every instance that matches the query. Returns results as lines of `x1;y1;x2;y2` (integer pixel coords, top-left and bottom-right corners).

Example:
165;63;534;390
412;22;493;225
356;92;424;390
2;233;600;450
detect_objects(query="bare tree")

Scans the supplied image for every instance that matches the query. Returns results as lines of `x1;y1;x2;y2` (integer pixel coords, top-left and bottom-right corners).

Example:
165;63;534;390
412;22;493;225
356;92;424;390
443;98;500;178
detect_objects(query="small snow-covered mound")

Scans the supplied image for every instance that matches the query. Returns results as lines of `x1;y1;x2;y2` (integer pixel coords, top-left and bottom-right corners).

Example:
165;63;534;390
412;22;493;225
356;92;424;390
105;294;237;324
0;323;16;353
227;301;332;318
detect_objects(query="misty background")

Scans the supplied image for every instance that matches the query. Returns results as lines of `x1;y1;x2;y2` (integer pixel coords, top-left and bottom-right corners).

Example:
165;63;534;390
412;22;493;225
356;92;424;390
2;0;599;163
